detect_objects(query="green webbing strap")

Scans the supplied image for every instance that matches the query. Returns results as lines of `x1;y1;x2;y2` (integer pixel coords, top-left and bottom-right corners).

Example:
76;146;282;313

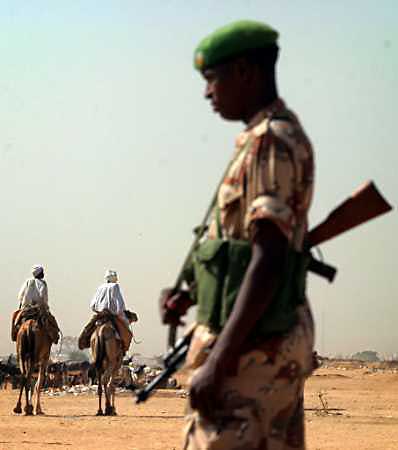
168;120;268;348
173;132;256;289
167;156;237;348
215;206;223;239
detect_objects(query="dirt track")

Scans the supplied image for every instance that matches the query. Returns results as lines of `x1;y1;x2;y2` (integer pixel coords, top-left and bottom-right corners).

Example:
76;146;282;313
1;367;398;450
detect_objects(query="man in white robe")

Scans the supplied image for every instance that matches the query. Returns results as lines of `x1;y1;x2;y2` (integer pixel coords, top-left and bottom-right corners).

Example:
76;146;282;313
12;265;60;343
90;270;128;323
18;265;49;308
79;270;136;352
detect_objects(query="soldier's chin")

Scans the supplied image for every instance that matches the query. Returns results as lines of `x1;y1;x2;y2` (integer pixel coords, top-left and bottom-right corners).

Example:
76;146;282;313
217;109;241;121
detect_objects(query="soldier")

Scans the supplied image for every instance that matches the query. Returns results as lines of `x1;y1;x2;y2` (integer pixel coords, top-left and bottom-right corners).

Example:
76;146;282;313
160;20;315;449
12;264;60;344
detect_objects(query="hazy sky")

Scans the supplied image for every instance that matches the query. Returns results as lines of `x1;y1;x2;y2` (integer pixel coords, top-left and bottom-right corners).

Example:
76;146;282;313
1;1;397;358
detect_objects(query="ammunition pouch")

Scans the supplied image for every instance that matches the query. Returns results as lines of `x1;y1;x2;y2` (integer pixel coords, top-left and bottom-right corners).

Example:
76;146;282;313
190;238;310;338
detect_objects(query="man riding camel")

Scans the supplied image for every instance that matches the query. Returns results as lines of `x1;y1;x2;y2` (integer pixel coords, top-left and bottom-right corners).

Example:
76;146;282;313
11;264;60;344
79;270;137;353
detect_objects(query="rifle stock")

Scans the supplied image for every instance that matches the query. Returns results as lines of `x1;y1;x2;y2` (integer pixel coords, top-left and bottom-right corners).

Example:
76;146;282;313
308;181;392;248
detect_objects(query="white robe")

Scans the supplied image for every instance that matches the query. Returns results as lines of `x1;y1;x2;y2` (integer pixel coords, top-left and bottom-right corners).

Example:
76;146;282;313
18;278;48;308
90;282;127;318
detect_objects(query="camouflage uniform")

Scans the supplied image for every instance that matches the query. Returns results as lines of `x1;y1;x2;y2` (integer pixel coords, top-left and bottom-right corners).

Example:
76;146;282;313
183;98;315;450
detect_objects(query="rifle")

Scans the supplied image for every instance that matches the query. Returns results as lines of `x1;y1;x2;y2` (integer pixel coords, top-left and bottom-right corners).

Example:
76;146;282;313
135;329;193;404
168;180;392;347
139;180;392;403
305;181;392;280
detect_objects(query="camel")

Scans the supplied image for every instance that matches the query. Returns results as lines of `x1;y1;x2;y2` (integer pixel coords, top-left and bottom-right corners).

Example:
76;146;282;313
91;319;124;416
13;318;52;415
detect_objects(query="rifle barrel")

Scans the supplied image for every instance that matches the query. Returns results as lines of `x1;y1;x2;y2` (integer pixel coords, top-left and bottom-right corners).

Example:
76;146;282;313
164;332;192;367
167;326;177;350
135;345;188;404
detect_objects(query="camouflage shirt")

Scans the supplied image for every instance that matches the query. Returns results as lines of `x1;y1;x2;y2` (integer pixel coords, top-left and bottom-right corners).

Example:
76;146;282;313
208;98;314;251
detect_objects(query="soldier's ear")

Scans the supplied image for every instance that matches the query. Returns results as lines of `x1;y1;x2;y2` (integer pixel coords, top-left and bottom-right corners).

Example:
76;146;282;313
233;57;254;85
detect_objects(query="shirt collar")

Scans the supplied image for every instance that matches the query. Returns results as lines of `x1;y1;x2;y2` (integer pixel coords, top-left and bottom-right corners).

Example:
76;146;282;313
246;98;286;130
235;98;286;148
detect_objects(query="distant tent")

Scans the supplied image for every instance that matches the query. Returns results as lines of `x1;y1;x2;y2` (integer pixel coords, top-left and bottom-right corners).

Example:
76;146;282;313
352;350;380;362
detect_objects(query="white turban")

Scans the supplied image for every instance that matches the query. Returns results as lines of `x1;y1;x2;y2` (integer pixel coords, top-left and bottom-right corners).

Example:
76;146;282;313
104;269;118;283
32;264;44;277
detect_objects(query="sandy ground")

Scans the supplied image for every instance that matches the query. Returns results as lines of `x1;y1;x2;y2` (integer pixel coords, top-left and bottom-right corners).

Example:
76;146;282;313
1;367;398;450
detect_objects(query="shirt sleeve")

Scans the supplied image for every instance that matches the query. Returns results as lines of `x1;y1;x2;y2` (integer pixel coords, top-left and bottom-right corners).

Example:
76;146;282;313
245;120;314;243
17;280;28;305
39;281;48;305
90;288;100;311
114;284;127;315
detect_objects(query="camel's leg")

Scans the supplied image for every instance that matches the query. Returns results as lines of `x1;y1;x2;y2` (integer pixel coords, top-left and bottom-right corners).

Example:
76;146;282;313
103;366;116;416
96;372;103;416
14;330;25;414
110;375;115;415
34;364;46;415
13;378;25;414
105;373;116;416
109;368;118;416
24;372;33;416
104;330;122;416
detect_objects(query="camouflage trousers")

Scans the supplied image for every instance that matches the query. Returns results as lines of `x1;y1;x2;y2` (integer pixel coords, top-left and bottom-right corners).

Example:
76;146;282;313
182;305;314;450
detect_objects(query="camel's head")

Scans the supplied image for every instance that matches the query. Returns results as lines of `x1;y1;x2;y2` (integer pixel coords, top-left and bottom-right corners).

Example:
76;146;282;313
125;310;138;324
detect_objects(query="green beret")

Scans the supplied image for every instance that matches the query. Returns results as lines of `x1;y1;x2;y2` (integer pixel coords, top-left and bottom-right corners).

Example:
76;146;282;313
194;20;279;71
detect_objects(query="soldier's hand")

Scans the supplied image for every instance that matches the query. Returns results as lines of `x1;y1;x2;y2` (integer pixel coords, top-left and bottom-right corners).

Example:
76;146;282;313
189;356;224;419
159;288;194;326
